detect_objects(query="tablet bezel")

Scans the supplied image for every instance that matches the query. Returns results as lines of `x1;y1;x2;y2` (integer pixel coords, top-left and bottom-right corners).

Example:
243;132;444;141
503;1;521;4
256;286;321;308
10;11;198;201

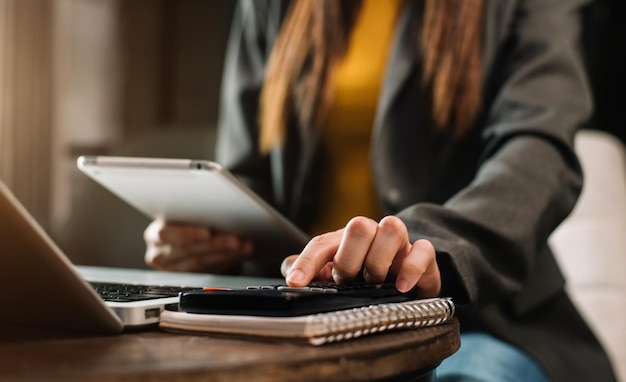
77;156;309;256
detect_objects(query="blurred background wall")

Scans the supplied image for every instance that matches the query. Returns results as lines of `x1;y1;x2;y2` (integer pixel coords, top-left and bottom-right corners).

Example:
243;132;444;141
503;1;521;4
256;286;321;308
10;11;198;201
53;0;234;230
1;0;234;267
0;0;54;228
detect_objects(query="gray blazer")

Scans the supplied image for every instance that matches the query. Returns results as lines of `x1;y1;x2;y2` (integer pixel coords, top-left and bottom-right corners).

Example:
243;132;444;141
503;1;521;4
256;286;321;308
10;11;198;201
216;0;616;380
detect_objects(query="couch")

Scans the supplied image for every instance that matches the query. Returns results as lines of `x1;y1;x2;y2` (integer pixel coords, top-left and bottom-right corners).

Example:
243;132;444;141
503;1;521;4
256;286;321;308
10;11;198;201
549;129;626;382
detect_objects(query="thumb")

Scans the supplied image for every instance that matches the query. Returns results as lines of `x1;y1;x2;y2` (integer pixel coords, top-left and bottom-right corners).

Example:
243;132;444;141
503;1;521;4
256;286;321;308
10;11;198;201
280;254;299;279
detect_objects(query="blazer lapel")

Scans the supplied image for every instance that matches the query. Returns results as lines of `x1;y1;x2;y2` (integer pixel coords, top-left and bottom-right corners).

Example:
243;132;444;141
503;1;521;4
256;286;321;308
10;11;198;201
482;0;518;76
374;0;418;132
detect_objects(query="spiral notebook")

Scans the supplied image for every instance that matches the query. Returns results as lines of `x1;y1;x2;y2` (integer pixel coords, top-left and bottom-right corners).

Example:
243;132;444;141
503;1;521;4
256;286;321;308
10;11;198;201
159;297;455;345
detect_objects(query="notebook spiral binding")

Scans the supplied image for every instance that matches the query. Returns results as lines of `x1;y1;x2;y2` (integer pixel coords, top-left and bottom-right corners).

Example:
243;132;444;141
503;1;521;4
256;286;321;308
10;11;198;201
306;297;455;345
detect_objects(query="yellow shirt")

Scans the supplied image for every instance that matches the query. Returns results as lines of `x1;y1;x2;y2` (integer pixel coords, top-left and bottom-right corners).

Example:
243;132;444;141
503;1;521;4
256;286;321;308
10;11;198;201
310;0;401;236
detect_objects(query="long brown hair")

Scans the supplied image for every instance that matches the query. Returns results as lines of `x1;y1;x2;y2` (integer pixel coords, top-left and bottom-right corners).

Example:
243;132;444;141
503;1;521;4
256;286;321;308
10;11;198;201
259;0;484;153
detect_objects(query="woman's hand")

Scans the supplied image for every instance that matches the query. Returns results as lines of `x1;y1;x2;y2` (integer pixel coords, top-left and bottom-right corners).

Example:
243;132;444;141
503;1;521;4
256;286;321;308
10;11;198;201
144;219;253;273
281;216;441;297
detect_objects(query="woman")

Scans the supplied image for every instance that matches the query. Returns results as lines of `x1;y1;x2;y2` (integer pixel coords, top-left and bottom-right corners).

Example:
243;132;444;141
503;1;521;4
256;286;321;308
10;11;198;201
144;0;616;380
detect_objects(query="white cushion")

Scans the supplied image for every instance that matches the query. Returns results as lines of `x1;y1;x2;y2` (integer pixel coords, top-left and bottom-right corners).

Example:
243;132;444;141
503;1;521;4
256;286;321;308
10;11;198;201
550;129;626;382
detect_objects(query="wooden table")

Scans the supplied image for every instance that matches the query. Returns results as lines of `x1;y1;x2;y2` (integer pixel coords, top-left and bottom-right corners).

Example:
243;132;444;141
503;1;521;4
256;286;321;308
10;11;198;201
0;318;459;381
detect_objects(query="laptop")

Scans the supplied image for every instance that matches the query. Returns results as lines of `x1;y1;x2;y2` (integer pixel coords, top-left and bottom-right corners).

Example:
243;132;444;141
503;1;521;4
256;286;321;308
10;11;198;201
0;179;281;335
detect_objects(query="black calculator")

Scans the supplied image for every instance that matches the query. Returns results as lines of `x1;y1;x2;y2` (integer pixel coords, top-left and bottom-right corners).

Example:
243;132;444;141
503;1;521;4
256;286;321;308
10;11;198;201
178;282;419;317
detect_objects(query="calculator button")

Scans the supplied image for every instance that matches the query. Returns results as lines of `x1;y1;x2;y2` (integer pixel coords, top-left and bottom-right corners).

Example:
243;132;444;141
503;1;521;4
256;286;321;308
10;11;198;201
276;286;315;292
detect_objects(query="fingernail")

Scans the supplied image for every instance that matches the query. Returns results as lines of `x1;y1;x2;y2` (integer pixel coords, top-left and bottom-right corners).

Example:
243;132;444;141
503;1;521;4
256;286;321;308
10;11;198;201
396;279;410;293
288;269;305;285
362;269;382;284
331;269;346;284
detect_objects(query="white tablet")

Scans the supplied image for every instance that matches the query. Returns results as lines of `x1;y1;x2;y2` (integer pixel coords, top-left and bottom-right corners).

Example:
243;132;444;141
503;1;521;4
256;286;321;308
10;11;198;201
77;156;309;256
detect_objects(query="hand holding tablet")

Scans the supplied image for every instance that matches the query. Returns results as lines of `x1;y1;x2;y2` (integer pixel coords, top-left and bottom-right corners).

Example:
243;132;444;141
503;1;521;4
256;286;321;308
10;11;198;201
77;156;309;261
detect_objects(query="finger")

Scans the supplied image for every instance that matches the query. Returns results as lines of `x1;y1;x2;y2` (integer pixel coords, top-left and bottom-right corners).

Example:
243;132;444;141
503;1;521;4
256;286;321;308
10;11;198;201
145;241;207;269
144;219;164;245
332;217;378;283
281;255;298;278
286;230;343;286
145;236;250;269
281;255;334;281
145;219;210;246
362;216;410;284
149;241;251;273
208;234;254;255
392;239;441;296
145;244;165;269
145;228;253;272
315;262;334;281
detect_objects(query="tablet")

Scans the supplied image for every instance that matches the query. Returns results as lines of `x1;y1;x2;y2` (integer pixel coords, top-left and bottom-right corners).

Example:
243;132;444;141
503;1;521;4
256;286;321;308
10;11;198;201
77;156;309;256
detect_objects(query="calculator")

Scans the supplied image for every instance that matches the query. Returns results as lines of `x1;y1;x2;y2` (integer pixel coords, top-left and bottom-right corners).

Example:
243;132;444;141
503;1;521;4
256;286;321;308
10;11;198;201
178;282;419;317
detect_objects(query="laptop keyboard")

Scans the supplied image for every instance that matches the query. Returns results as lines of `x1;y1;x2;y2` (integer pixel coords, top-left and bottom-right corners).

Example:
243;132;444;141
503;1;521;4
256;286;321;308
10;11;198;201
90;282;198;302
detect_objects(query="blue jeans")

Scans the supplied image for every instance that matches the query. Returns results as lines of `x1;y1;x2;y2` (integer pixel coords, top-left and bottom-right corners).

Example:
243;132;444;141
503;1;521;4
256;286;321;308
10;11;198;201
436;332;548;382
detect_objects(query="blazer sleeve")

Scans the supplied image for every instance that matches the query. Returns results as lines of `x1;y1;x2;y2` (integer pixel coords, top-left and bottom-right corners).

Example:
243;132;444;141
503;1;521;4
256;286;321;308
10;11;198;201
396;0;592;311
